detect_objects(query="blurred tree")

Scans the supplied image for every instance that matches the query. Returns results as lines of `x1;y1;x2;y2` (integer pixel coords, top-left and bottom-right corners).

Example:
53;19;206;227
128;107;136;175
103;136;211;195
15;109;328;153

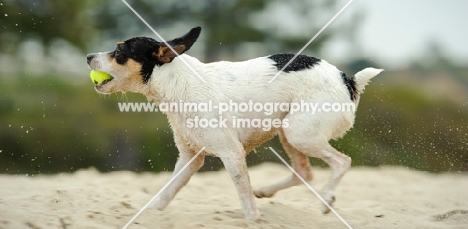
1;0;361;61
411;41;468;86
0;0;95;54
92;0;360;61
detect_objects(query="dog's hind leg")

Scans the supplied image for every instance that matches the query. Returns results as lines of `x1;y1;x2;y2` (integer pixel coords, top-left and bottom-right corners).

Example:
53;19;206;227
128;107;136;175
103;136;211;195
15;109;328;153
149;143;205;210
281;113;351;214
314;145;351;214
254;130;312;198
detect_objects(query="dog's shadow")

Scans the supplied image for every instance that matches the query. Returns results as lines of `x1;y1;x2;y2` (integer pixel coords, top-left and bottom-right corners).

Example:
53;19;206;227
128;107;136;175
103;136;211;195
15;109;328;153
211;201;323;225
138;201;335;228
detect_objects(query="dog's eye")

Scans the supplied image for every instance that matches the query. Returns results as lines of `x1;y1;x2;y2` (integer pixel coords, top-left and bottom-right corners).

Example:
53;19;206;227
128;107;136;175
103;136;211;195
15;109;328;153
114;49;121;57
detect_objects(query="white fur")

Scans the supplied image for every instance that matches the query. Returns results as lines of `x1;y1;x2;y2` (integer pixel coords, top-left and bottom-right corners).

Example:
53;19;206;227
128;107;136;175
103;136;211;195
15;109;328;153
354;68;384;93
89;52;382;220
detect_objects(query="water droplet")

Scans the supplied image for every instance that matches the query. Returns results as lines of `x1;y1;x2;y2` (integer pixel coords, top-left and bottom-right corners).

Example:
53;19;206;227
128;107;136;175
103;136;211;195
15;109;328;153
4;14;7;17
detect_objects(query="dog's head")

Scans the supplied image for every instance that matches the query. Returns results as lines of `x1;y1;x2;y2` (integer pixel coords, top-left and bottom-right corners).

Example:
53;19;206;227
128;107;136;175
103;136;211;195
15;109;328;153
86;27;201;94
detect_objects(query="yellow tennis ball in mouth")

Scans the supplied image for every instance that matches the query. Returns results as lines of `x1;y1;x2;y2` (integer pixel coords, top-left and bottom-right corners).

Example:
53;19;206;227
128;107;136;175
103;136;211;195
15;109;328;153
90;70;113;85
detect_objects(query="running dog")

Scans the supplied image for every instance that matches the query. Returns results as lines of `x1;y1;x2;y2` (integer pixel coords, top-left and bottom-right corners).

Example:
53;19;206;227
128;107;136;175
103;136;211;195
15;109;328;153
87;26;383;220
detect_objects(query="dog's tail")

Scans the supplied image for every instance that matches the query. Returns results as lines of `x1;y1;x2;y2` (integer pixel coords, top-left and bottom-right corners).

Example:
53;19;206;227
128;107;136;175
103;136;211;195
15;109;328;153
354;68;384;93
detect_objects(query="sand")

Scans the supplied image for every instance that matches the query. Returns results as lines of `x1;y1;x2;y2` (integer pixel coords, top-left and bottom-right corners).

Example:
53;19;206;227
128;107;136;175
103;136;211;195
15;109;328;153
0;163;467;229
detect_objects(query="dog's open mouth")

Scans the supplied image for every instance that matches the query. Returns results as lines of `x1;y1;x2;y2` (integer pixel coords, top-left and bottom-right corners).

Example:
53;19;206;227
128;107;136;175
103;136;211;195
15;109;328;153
90;70;114;87
97;77;113;86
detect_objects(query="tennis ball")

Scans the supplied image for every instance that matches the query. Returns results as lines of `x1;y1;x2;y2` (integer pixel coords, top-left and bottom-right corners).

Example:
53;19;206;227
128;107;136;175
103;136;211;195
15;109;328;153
90;70;113;85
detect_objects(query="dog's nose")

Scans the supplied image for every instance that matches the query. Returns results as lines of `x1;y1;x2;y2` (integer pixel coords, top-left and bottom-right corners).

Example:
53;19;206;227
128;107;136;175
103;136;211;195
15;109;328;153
86;54;94;64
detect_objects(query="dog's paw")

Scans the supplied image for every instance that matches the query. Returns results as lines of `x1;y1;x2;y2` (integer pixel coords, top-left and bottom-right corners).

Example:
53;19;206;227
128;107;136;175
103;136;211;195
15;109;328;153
253;189;275;198
320;194;336;214
245;209;262;221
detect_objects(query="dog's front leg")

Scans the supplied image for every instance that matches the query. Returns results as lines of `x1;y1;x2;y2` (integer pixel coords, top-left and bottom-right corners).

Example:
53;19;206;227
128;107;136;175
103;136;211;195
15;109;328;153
219;151;260;221
149;146;205;210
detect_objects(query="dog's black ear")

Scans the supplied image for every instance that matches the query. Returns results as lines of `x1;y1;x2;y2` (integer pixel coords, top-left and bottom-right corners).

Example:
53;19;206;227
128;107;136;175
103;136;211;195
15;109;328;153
154;27;201;63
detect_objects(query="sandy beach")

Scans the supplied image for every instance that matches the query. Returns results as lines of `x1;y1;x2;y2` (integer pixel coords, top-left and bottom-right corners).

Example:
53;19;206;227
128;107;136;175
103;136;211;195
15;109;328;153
1;163;467;229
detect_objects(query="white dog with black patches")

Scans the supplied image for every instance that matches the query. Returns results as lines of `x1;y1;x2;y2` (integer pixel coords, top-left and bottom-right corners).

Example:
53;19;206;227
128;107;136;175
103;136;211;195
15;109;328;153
87;26;383;221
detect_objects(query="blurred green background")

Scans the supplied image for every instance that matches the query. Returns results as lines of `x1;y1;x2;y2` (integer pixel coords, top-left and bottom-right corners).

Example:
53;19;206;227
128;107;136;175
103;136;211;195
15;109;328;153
0;0;467;174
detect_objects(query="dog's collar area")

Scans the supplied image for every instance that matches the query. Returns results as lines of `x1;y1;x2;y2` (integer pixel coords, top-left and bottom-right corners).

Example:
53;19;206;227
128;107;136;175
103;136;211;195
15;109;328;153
141;63;156;84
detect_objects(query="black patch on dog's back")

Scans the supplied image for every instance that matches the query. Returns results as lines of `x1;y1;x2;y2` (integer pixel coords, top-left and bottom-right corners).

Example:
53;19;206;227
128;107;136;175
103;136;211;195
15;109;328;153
340;72;357;101
269;53;321;72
